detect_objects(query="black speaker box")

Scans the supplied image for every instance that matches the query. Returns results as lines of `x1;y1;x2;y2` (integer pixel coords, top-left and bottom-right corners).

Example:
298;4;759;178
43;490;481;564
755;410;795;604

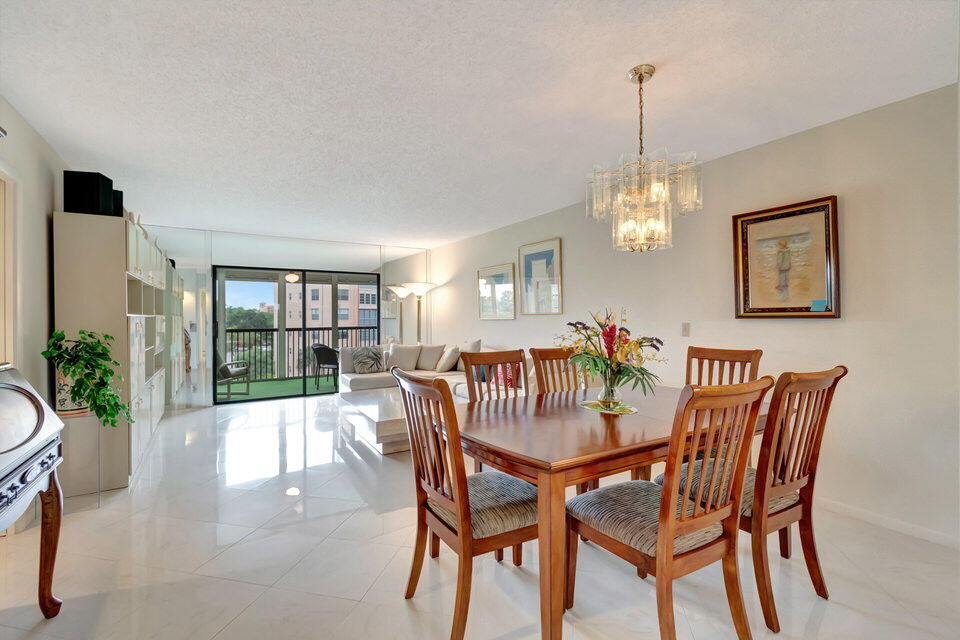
112;190;124;217
63;171;117;216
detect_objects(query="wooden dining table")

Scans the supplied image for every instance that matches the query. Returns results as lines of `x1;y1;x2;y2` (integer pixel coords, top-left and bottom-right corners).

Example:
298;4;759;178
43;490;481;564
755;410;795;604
454;385;768;640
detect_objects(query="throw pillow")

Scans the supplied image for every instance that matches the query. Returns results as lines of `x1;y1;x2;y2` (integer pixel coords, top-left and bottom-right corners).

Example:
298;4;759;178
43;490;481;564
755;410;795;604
456;339;482;371
386;344;421;371
417;344;445;371
352;346;384;374
496;364;517;389
435;346;461;372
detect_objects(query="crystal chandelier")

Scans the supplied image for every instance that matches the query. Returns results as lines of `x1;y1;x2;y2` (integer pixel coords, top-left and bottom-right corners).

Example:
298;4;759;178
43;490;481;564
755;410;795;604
587;64;702;252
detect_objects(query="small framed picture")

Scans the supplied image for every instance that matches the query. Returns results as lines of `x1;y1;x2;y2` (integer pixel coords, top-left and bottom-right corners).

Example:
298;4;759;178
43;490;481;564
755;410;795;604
518;237;562;315
732;196;840;318
478;263;515;320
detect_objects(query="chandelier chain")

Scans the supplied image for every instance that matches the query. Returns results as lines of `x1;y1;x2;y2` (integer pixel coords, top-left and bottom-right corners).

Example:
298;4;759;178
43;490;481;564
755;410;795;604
637;77;644;156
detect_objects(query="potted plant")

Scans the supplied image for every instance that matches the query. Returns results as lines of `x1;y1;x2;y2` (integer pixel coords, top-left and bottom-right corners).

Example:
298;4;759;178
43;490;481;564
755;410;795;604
558;310;663;412
42;330;132;427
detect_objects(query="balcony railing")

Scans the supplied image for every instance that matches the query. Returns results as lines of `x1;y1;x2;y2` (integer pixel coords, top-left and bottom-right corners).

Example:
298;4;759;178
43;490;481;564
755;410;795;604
224;326;379;383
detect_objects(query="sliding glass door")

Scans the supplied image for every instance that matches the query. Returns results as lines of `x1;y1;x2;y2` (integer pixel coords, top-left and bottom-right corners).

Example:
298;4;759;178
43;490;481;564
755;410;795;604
213;266;379;404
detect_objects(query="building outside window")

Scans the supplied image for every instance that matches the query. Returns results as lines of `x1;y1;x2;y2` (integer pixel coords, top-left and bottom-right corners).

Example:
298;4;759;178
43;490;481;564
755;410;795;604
311;289;319;301
338;308;350;322
338;288;349;301
311;308;319;321
359;308;377;326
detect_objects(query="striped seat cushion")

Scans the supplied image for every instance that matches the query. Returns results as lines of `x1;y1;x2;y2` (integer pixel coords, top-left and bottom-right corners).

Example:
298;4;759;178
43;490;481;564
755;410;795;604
653;461;801;516
428;470;537;539
566;480;722;556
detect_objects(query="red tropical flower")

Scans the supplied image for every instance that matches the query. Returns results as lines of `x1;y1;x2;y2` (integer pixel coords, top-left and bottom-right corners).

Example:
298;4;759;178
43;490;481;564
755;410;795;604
601;323;618;358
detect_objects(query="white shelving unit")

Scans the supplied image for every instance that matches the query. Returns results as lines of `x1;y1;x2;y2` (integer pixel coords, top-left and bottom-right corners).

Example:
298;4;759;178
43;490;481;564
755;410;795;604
54;211;185;493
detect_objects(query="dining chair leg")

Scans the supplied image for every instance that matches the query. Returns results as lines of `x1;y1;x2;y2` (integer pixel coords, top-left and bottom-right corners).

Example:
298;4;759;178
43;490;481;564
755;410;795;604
778;524;792;559
512;543;523;567
722;544;753;640
494;548;504;562
564;522;578;610
430;532;440;559
452;555;474;640
799;512;829;599
655;574;677;640
630;465;651;481
405;513;428;599
751;526;780;632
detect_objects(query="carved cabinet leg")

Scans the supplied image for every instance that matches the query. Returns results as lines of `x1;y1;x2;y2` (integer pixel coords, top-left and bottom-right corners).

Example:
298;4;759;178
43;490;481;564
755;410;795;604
38;469;63;619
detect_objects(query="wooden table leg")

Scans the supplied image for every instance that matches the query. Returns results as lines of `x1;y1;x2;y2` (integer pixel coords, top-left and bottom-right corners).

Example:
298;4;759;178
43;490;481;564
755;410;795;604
537;471;566;640
38;469;63;619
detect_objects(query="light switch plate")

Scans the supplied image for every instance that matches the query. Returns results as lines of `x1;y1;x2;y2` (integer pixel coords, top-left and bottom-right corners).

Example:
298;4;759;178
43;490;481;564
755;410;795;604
681;322;691;337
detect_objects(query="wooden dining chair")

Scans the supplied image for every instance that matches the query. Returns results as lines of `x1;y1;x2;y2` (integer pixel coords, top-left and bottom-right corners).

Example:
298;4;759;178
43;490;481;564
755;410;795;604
461;350;528;475
565;377;775;640
391;367;539;640
529;347;586;392
460;349;528;402
741;366;848;632
652;366;848;632
686;346;763;385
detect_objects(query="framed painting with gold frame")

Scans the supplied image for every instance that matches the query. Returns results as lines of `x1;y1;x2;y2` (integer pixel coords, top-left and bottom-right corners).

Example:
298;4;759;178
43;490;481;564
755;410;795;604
477;263;515;320
518;237;562;315
733;196;840;318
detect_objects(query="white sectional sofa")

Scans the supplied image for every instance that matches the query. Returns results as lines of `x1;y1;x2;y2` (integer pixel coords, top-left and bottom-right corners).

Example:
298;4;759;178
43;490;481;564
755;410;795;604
338;341;535;401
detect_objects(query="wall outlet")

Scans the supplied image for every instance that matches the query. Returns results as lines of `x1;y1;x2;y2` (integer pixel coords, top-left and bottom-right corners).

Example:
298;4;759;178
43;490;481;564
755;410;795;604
681;322;691;337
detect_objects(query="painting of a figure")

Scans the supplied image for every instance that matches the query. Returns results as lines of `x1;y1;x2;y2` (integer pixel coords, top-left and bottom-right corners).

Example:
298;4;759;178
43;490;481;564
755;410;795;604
518;238;562;315
733;197;839;318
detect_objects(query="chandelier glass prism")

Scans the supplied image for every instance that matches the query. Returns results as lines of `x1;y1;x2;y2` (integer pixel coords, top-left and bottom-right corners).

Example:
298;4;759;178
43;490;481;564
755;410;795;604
586;64;702;252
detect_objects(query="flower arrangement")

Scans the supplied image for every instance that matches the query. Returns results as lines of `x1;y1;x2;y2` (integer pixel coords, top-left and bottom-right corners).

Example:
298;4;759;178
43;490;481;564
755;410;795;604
558;310;663;410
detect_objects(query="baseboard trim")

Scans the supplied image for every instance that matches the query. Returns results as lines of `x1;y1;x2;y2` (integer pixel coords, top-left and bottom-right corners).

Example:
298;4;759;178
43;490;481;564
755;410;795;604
816;496;959;550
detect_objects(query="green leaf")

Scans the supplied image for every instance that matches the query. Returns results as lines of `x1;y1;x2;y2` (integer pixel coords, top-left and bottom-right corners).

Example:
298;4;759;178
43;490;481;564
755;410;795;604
41;329;132;428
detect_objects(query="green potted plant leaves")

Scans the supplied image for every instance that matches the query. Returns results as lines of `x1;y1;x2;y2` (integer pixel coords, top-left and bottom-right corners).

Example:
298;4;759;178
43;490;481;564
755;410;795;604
42;330;132;427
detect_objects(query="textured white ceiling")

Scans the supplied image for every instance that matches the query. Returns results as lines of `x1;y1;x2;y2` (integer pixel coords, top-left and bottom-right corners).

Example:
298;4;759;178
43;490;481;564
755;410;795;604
1;1;956;248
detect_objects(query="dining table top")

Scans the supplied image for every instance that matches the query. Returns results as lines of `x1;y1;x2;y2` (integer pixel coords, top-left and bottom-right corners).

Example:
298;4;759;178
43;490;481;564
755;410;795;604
454;385;768;472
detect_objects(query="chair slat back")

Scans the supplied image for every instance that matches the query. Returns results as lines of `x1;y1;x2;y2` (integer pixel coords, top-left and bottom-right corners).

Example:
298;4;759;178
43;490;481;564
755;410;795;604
391;367;471;533
686;346;763;385
460;350;528;402
659;378;774;541
756;367;848;503
529;347;585;392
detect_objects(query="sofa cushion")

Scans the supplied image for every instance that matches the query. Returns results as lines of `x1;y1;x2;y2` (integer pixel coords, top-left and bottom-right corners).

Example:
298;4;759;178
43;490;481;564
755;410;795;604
456;340;482;371
340;344;389;374
435;345;460;372
339;371;397;391
352;346;384;374
339;346;357;374
417;344;445;370
386;344;421;371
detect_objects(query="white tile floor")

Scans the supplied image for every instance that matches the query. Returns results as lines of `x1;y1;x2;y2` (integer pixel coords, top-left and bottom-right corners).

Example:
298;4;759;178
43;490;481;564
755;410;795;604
1;393;956;639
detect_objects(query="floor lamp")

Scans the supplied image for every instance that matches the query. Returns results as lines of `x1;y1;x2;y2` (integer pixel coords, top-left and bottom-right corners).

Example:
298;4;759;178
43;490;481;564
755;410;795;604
402;282;437;343
387;282;436;343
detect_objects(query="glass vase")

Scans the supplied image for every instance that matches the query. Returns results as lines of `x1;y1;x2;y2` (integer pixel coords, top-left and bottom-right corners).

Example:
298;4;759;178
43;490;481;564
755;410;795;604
596;370;622;409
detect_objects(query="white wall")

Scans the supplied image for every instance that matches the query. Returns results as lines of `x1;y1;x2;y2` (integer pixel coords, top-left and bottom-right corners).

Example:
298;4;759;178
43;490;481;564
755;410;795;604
427;85;960;546
0;96;68;398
